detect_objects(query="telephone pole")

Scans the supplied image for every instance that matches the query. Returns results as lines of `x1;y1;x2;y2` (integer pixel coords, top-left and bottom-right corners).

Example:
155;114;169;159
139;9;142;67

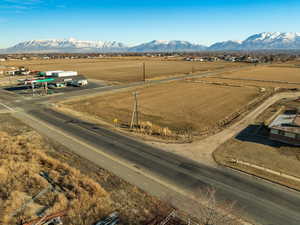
130;92;139;129
43;82;48;95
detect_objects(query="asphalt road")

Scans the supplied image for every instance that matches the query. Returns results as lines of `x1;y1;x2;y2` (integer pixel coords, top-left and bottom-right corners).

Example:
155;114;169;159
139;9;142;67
26;107;300;225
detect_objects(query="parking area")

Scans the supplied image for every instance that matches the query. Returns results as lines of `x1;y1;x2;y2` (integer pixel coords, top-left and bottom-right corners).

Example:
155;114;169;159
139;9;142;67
3;81;103;96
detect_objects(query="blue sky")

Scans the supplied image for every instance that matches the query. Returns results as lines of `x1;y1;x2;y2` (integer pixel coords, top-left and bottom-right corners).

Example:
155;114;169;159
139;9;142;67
0;0;299;48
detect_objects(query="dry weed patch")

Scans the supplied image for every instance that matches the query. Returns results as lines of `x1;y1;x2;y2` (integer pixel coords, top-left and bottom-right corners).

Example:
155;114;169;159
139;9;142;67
0;114;162;225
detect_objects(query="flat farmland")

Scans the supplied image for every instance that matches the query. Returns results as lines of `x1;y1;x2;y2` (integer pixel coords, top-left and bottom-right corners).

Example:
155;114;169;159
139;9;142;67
3;58;244;83
196;77;300;89
219;66;300;84
62;81;260;136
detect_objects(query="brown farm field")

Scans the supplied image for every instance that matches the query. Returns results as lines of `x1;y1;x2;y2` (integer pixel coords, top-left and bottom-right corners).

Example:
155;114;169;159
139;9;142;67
3;58;244;83
62;80;261;138
0;114;164;225
196;77;300;89
219;66;300;84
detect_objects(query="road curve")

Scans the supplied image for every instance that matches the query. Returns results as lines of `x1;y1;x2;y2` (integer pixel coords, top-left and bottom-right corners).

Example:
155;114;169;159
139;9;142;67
15;107;300;225
155;91;300;166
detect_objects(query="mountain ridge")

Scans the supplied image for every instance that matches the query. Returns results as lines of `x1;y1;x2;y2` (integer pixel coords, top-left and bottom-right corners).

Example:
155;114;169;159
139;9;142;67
2;32;300;53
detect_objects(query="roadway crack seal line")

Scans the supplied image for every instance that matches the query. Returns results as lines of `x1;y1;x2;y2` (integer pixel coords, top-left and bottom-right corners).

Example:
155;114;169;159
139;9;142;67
19;111;191;189
15;111;300;223
42;110;300;219
28;107;300;217
13;111;255;225
14;112;192;195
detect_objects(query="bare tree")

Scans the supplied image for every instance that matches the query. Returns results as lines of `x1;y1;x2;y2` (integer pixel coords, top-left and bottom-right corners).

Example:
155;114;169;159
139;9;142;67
193;188;241;225
169;188;243;225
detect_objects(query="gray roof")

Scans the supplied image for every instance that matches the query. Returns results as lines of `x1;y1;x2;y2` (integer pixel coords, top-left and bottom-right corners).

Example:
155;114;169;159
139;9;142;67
269;114;296;127
269;113;300;134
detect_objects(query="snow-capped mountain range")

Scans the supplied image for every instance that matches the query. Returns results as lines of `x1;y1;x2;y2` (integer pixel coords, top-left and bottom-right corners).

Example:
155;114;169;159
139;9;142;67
2;32;300;53
5;38;128;53
129;40;206;52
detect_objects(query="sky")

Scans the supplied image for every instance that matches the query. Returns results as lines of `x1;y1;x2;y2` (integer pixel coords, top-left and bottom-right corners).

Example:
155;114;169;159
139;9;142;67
0;0;300;48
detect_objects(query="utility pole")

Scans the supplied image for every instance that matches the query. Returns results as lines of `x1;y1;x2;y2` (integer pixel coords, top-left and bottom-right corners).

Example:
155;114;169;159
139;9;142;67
130;92;139;129
142;62;146;82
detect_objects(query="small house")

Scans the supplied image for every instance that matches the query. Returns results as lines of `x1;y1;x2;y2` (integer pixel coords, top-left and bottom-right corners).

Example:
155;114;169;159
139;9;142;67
269;112;300;146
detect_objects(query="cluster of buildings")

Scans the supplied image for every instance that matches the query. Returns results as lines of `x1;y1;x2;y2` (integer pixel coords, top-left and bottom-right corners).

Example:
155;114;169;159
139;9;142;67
0;54;106;62
183;55;260;63
0;66;31;76
184;56;220;62
19;70;88;89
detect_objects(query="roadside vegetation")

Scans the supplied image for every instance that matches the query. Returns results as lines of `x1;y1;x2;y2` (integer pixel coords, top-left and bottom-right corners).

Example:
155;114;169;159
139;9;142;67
0;114;163;225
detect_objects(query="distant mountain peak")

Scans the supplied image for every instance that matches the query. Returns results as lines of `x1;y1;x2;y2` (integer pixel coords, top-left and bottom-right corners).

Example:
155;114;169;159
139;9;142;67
129;40;207;52
67;37;77;42
242;32;300;49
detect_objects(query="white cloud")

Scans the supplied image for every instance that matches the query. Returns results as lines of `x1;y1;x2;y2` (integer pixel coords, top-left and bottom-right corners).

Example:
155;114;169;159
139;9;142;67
0;0;44;12
3;0;43;5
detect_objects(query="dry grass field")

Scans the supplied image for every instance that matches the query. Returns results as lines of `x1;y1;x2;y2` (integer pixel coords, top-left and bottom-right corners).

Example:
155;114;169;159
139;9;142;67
269;61;300;68
214;138;300;190
62;80;260;138
214;98;300;190
196;77;300;89
3;58;244;83
0;75;27;86
0;114;164;225
219;66;300;83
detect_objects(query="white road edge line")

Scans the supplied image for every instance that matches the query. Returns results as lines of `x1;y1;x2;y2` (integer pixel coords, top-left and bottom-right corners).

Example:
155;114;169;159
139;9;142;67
0;102;15;112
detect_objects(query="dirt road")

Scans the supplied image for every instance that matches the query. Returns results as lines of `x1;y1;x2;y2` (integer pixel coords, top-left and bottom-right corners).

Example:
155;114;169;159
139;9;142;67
150;91;300;166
